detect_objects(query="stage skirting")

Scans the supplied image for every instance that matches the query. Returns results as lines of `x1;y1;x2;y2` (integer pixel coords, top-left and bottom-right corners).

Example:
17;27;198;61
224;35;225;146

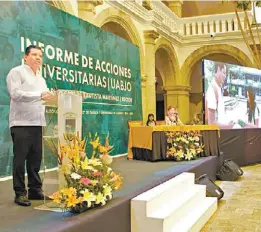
1;156;222;232
128;125;220;161
220;128;261;166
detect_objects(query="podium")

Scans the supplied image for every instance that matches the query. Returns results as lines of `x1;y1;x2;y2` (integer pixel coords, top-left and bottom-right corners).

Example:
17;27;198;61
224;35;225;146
37;90;83;211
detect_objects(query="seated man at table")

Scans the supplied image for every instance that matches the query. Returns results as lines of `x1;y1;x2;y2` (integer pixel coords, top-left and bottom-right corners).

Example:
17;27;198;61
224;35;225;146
165;106;183;126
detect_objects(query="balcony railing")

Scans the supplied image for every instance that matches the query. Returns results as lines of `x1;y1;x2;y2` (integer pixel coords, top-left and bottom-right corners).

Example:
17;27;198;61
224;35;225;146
179;12;252;36
150;1;178;32
103;0;253;38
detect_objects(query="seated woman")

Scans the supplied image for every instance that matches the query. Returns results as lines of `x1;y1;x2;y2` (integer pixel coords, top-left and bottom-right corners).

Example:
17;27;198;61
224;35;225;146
165;106;183;126
146;113;156;126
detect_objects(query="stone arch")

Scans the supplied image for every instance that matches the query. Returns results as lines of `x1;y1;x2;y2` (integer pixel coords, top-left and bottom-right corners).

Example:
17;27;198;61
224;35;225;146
154;37;180;120
46;1;76;16
95;7;145;75
154;37;180;86
181;44;253;85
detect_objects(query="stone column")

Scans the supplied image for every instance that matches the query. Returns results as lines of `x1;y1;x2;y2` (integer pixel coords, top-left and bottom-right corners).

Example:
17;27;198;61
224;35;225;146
143;30;159;118
141;74;148;122
167;1;183;18
164;85;191;123
78;1;103;23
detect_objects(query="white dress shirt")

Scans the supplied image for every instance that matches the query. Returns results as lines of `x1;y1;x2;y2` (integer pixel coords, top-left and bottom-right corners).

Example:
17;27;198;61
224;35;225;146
6;64;49;128
206;81;226;124
165;116;183;126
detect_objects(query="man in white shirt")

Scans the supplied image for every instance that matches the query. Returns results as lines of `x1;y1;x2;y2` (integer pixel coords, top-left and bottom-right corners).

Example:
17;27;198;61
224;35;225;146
165;106;183;126
6;45;54;206
205;62;234;129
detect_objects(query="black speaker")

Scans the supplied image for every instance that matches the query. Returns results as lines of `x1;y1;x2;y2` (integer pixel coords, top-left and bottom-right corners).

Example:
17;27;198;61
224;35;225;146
196;174;224;200
217;159;243;181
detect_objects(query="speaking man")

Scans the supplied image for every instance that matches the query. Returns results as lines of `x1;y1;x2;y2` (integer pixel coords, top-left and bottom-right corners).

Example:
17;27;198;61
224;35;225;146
6;45;55;206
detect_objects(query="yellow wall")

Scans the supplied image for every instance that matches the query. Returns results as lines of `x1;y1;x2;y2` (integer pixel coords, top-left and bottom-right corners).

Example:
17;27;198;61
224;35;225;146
182;1;237;17
51;0;254;124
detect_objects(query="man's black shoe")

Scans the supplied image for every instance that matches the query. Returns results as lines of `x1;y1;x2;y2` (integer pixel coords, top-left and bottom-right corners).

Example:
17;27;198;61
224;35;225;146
14;195;31;206
28;191;51;200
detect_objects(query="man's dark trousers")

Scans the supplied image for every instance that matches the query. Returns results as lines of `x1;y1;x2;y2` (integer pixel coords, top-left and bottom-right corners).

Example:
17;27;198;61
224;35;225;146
11;126;42;196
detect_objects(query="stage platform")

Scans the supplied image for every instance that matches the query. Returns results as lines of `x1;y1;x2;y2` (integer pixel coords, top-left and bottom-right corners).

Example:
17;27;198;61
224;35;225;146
0;156;221;232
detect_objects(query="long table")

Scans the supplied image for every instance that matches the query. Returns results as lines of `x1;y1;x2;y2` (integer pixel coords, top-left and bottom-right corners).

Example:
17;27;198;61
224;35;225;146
128;125;220;161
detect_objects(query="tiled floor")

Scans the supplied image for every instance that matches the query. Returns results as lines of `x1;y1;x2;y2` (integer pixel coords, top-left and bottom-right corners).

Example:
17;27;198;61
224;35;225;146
202;164;261;232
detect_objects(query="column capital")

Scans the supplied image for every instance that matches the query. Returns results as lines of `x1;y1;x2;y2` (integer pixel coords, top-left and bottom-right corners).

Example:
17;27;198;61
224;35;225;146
78;0;103;14
167;1;183;18
141;74;148;87
164;85;191;96
144;30;159;44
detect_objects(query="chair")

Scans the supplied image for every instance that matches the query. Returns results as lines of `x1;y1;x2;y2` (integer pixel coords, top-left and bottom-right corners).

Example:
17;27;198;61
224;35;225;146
156;120;165;125
127;120;143;129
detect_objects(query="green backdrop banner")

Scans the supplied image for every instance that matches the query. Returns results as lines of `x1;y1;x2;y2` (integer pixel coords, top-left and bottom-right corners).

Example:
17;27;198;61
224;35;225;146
0;1;142;177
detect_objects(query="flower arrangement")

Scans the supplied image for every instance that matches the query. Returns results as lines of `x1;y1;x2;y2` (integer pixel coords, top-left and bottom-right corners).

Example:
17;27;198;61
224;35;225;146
49;133;123;213
165;131;204;161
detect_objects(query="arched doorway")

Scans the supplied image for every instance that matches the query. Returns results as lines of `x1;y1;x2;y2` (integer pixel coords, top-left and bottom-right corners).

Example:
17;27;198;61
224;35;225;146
155;40;178;120
155;68;165;120
155;48;173;120
101;22;132;42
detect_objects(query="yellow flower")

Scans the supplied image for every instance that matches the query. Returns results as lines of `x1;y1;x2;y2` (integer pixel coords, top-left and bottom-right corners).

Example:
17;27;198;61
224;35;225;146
107;167;112;174
176;149;184;158
81;189;96;207
190;148;196;155
68;150;78;159
85;166;98;172
185;151;193;160
81;158;89;170
73;156;80;167
103;185;112;199
59;164;69;174
197;146;203;153
95;192;106;206
90;180;98;186
90;138;99;149
88;159;102;166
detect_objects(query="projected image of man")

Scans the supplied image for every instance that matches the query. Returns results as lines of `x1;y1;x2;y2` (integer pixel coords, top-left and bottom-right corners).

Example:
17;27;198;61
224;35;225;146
206;62;234;129
246;86;260;127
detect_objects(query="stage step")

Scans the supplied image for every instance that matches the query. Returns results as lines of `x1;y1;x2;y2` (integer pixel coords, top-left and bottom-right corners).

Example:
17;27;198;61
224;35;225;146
131;172;217;232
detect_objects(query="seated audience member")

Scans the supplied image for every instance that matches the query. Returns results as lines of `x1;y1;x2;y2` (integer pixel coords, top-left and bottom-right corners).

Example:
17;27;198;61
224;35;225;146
146;113;156;126
165;106;183;126
191;113;203;125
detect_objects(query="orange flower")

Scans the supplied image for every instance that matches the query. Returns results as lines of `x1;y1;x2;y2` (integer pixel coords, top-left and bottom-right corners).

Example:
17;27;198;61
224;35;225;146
99;145;108;154
115;176;123;190
62;187;76;198
49;191;61;204
66;195;79;208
